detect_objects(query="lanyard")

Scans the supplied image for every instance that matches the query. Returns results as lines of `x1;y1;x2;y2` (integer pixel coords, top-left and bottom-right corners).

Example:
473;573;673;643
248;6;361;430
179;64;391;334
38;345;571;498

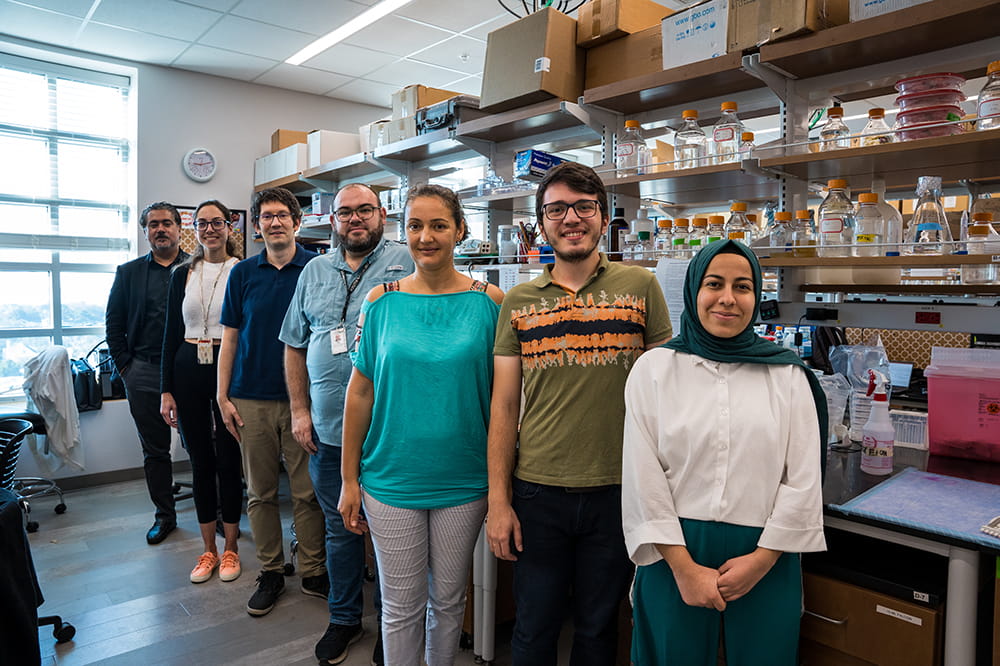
338;257;374;325
199;259;228;338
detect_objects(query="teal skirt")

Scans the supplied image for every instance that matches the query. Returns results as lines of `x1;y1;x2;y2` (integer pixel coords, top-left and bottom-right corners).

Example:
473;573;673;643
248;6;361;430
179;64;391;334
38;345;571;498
631;519;802;666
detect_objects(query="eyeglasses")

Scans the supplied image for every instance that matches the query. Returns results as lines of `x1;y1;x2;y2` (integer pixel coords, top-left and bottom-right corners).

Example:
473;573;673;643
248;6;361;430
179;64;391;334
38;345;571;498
541;200;601;221
195;218;228;230
334;205;378;222
258;212;293;223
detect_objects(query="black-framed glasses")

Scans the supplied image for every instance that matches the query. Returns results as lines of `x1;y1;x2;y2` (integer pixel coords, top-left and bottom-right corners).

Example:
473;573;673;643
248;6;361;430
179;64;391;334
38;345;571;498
258;211;293;223
335;205;378;222
195;218;228;230
541;200;601;221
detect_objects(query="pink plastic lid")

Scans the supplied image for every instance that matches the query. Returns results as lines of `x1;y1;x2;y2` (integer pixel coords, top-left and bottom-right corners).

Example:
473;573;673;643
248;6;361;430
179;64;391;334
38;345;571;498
896;104;963;124
894;90;967;106
894;72;966;92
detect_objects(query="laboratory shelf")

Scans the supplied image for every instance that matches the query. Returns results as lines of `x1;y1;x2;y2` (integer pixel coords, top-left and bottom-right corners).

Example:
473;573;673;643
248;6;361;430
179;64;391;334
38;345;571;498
606;162;781;206
457;100;601;152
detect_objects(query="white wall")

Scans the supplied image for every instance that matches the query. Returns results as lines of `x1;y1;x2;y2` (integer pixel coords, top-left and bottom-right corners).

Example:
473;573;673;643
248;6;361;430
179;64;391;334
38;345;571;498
3;37;387;482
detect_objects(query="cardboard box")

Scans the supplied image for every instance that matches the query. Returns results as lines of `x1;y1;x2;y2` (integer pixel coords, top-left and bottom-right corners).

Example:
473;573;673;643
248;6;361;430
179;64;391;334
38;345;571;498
850;0;932;22
307;130;360;168
312;192;336;215
480;7;585;113
662;0;729;70
729;0;849;52
386;116;417;144
651;138;674;172
586;24;662;89
576;0;670;48
391;85;460;120
271;129;308;153
514;149;565;181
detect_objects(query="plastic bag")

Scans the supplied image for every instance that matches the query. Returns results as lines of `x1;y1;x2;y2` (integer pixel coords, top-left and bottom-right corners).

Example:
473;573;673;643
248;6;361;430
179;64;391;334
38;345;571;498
818;372;852;446
829;343;890;441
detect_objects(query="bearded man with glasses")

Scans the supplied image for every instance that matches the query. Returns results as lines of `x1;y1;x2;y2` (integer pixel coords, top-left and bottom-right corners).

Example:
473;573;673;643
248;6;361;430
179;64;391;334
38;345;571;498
280;182;413;665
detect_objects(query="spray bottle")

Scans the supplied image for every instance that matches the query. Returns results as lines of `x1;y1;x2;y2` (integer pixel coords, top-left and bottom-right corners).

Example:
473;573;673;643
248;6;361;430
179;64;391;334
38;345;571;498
860;369;894;476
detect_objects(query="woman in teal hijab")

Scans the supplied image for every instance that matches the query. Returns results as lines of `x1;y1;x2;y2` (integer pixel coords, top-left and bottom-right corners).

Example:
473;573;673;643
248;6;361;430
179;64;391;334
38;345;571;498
621;240;828;665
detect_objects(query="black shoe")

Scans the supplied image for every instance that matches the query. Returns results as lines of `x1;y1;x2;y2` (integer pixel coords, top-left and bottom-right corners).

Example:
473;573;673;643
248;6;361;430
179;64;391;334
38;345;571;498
315;622;362;665
247;570;285;617
300;573;330;599
371;626;383;666
146;519;176;545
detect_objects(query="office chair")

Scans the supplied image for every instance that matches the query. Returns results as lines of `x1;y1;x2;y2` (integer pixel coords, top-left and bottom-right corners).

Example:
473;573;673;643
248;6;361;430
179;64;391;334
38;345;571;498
0;418;76;646
1;411;67;532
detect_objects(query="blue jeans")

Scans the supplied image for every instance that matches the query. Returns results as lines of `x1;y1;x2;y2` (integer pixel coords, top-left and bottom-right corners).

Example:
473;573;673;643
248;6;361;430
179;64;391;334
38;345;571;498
309;440;381;626
510;478;633;666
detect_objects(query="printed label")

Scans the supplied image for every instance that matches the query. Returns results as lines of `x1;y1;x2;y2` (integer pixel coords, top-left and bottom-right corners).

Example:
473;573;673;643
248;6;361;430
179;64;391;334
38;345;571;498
876;604;922;626
820;217;844;234
534;57;551;73
978;99;1000;119
916;222;942;232
856;234;877;243
672;239;687;246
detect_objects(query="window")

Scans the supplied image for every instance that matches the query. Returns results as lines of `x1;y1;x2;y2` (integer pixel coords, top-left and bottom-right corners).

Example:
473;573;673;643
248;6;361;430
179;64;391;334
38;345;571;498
0;52;133;402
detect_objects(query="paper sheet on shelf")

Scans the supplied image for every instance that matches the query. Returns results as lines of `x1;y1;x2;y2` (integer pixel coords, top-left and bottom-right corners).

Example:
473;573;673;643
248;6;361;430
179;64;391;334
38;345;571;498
656;258;689;335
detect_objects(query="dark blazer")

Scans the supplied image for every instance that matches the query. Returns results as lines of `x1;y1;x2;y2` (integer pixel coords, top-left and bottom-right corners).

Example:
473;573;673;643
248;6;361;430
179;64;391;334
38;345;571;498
159;263;191;395
105;250;189;380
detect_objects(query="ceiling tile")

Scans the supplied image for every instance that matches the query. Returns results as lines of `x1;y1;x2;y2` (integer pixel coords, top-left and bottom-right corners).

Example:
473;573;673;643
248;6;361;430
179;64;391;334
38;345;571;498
172;44;277;80
343;15;453;58
230;0;367;36
462;14;516;41
197;14;312;61
6;0;90;18
409;35;485;76
367;58;467;89
442;75;482;97
303;43;398;78
0;2;83;45
177;0;241;10
91;0;223;41
397;0;507;33
326;78;396;109
253;63;352;95
73;22;191;65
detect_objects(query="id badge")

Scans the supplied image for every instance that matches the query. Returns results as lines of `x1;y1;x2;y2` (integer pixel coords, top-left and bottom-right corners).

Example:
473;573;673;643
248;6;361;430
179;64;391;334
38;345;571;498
196;339;214;365
330;326;348;355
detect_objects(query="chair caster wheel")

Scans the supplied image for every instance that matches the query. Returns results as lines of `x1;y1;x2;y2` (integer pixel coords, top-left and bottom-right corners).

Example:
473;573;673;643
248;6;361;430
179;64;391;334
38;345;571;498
283;562;295;576
26;521;39;533
55;503;66;514
54;623;75;643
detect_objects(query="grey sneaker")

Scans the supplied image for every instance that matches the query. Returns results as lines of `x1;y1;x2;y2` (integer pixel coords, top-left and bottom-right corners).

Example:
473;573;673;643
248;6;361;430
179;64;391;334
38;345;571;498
315;622;362;665
300;573;329;599
246;570;284;617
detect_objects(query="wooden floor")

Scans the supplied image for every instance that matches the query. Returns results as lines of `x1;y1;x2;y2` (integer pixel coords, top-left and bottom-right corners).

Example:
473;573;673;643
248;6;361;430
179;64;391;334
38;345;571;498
27;476;519;666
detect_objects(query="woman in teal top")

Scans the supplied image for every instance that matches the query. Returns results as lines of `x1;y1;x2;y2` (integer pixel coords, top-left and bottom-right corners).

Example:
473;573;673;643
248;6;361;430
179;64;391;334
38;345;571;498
339;184;503;665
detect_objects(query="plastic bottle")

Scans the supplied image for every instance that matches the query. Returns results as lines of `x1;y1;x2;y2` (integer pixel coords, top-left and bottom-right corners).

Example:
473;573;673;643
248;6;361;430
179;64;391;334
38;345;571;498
871;180;904;254
818;179;855;257
688;217;708;255
738;131;755;161
654;218;672;257
904;176;954;255
854;193;885;257
635;230;654;261
861;370;894;476
621;232;639;261
770;211;792;252
819;106;851;151
631;209;655;259
706;215;726;245
616;120;650;177
791;209;817;257
675;110;707;169
671;218;690;259
712;101;744;165
725;202;754;245
606;207;629;261
962;213;999;284
860;108;894;146
977;60;1000;132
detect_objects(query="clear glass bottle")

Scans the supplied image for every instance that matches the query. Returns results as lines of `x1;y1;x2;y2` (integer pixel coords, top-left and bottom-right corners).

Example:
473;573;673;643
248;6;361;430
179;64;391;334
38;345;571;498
635;230;654;261
622;232;639;261
712;101;744;165
770;211;792;252
654;218;672;257
820;106;851;151
962;216;999;284
854;193;885;257
818;179;855;257
631;208;654;256
791;209;817;257
688;217;708;255
616;120;650;177
738;131;754;161
904;176;954;255
675;109;707;169
725;202;754;245
671;218;690;259
706;215;726;245
861;108;894;146
977;60;1000;132
871;181;904;254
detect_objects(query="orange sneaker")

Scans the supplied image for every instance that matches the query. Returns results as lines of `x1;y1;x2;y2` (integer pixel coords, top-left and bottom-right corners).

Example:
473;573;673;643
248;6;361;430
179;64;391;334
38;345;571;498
190;552;219;584
219;550;241;582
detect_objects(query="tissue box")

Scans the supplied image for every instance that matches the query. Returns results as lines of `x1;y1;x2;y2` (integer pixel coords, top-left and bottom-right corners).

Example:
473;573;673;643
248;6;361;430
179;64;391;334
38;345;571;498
514;149;565;181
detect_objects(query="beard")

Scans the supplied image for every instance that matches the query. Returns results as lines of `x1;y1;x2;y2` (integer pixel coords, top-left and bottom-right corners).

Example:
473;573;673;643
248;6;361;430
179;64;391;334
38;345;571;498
550;232;601;263
338;225;384;255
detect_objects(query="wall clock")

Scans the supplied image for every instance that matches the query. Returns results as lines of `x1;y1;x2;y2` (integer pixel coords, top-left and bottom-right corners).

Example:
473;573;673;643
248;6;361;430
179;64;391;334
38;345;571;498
182;148;217;182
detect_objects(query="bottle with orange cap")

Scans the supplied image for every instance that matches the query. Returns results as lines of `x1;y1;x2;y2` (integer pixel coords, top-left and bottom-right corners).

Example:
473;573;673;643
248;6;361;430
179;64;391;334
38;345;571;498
706;215;726;245
819;106;851;151
616;119;650;177
769;211;793;253
712;101;745;165
861;108;894;146
674;109;707;169
671;218;690;259
977;60;1000;132
818;179;856;257
738;131;755;161
724;202;754;245
688;217;708;255
962;213;999;284
790;209;817;257
854;193;885;257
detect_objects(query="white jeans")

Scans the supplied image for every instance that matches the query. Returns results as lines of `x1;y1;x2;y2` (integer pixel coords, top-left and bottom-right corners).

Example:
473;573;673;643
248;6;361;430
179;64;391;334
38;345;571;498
363;491;487;666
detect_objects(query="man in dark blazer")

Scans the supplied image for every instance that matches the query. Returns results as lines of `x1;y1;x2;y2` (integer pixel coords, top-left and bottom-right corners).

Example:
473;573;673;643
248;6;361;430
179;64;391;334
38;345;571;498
105;202;188;544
